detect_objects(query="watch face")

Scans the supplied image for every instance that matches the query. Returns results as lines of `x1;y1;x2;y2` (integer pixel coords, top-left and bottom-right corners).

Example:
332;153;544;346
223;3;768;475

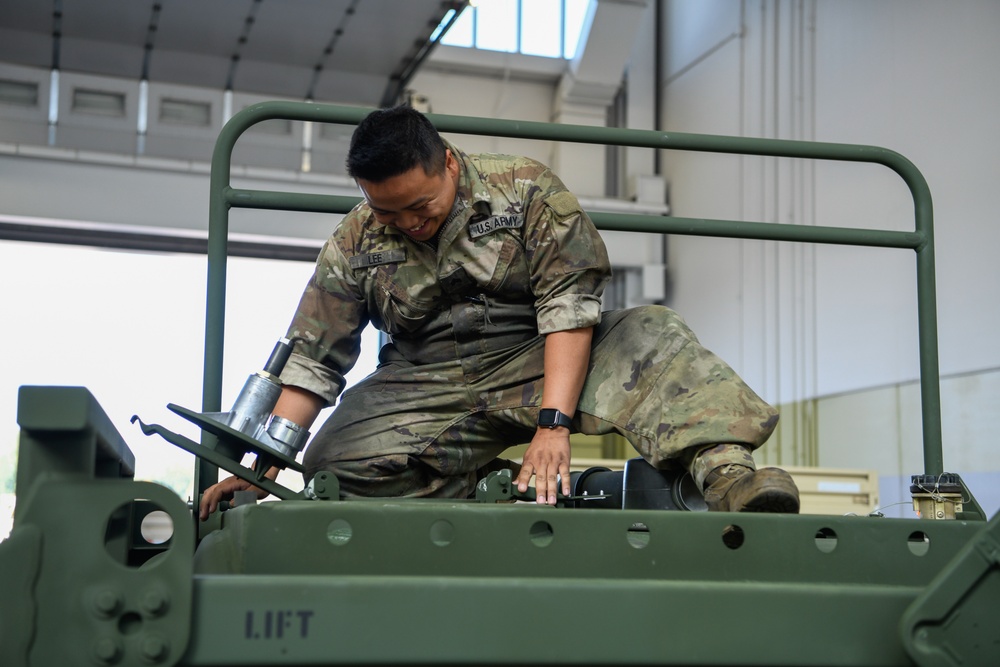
538;408;559;426
537;408;570;428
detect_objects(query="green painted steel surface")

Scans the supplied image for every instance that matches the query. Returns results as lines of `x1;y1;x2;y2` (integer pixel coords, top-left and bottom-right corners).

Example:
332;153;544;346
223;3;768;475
1;387;195;667
4;387;997;666
900;509;1000;665
185;575;917;665
180;500;996;666
14;385;136;498
195;498;969;583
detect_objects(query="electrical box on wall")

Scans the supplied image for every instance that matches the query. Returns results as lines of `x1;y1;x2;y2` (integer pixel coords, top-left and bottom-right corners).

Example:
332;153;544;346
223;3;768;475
405;90;432;114
628;174;666;205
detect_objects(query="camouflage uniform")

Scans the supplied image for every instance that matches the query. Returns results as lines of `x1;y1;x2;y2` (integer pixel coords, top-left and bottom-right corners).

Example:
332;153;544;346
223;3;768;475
281;143;777;498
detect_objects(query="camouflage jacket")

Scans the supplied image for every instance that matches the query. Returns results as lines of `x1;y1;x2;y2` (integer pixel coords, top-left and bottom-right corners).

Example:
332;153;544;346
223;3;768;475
281;142;611;406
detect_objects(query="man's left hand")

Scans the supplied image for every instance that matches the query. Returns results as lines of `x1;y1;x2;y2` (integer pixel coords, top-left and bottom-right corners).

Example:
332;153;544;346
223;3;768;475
516;427;572;504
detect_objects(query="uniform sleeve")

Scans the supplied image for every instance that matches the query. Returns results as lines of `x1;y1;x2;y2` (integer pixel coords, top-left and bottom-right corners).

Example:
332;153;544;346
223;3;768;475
280;234;369;406
526;181;612;335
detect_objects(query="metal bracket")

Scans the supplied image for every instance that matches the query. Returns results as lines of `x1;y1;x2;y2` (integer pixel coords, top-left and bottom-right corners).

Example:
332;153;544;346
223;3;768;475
131;414;301;502
2;387;194;667
900;509;1000;666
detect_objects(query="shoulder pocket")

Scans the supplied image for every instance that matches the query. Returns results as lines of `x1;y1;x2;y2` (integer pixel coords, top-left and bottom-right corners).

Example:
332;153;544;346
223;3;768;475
544;191;583;218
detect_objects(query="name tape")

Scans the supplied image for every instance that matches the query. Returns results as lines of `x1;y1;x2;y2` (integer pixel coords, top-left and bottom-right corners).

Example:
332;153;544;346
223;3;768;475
349;248;407;269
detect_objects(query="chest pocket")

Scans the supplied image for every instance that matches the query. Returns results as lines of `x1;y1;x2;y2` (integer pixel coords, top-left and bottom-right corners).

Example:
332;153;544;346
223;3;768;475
482;233;529;295
372;268;438;335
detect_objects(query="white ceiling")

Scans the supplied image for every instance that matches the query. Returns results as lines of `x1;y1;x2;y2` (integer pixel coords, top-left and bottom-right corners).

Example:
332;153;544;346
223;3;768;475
0;0;464;106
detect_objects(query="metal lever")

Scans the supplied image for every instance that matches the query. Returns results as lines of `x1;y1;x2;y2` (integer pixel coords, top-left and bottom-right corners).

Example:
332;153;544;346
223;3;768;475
475;469;612;505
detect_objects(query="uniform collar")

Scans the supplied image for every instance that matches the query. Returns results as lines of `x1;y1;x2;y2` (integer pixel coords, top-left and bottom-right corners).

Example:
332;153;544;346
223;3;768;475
447;140;493;221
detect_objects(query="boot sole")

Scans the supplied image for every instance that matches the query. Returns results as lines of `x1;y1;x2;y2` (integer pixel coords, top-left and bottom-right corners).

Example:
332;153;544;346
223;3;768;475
741;488;801;513
734;468;799;514
739;468;801;513
705;468;802;513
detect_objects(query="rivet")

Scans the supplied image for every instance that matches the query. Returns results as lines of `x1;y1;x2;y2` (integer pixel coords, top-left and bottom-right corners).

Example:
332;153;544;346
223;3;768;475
93;590;121;617
92;637;121;664
141;635;167;662
141;589;168;616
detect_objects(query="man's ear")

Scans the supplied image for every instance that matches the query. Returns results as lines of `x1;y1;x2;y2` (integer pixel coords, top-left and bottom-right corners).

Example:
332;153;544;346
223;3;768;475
445;149;459;179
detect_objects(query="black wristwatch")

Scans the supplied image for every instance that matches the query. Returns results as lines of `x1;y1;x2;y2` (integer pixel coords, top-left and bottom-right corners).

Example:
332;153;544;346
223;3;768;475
537;408;573;430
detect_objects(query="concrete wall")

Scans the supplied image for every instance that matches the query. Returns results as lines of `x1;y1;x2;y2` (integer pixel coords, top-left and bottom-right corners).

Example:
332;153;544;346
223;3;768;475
659;0;1000;515
0;151;353;242
407;63;559;170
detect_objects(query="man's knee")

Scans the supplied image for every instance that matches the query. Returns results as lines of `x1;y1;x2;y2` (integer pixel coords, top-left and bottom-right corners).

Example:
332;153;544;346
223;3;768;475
309;454;418;497
307;453;474;500
622;305;696;341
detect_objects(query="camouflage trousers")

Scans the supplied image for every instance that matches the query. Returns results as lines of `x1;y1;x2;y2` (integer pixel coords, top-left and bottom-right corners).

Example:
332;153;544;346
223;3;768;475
302;305;778;498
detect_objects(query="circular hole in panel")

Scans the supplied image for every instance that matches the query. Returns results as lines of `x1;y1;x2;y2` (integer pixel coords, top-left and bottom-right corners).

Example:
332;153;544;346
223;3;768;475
118;611;143;635
327;518;353;546
907;530;930;557
140;510;174;545
430;519;454;547
722;524;745;550
626;522;650;549
103;502;177;568
529;521;554;547
814;527;838;553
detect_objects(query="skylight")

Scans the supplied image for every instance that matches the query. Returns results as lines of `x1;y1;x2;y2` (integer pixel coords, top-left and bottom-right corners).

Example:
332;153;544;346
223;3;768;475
435;0;592;60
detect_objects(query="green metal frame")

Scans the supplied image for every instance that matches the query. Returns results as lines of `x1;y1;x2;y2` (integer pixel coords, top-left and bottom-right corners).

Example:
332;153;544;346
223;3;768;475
202;101;942;493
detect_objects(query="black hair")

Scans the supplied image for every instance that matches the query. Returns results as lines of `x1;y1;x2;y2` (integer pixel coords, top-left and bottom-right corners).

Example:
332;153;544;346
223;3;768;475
346;105;447;182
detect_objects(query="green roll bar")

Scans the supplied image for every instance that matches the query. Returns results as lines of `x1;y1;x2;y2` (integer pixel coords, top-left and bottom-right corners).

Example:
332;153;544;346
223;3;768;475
203;101;941;493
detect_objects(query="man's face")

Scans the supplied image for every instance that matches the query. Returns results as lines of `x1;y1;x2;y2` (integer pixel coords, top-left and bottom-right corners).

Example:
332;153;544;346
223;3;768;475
357;149;459;243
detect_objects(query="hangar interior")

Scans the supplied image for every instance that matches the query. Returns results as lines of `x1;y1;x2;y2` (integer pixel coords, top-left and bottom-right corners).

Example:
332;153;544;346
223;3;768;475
0;0;997;524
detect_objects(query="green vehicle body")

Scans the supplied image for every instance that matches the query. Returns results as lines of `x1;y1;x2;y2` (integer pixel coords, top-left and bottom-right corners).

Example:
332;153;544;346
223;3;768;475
1;102;997;666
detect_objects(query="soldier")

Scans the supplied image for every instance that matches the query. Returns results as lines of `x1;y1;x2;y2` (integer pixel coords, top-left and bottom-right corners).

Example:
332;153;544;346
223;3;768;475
199;106;799;519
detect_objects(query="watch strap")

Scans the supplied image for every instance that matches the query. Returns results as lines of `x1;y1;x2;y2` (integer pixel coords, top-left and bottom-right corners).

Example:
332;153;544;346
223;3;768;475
537;408;573;429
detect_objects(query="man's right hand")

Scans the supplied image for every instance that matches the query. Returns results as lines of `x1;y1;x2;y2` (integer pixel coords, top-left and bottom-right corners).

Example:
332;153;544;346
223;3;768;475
197;385;324;522
198;475;270;521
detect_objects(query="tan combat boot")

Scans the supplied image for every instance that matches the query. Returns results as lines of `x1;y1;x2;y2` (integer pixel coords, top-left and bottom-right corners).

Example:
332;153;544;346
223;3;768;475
702;464;800;513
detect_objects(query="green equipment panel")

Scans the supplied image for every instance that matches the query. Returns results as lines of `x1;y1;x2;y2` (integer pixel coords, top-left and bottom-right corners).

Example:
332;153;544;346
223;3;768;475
3;387;998;665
